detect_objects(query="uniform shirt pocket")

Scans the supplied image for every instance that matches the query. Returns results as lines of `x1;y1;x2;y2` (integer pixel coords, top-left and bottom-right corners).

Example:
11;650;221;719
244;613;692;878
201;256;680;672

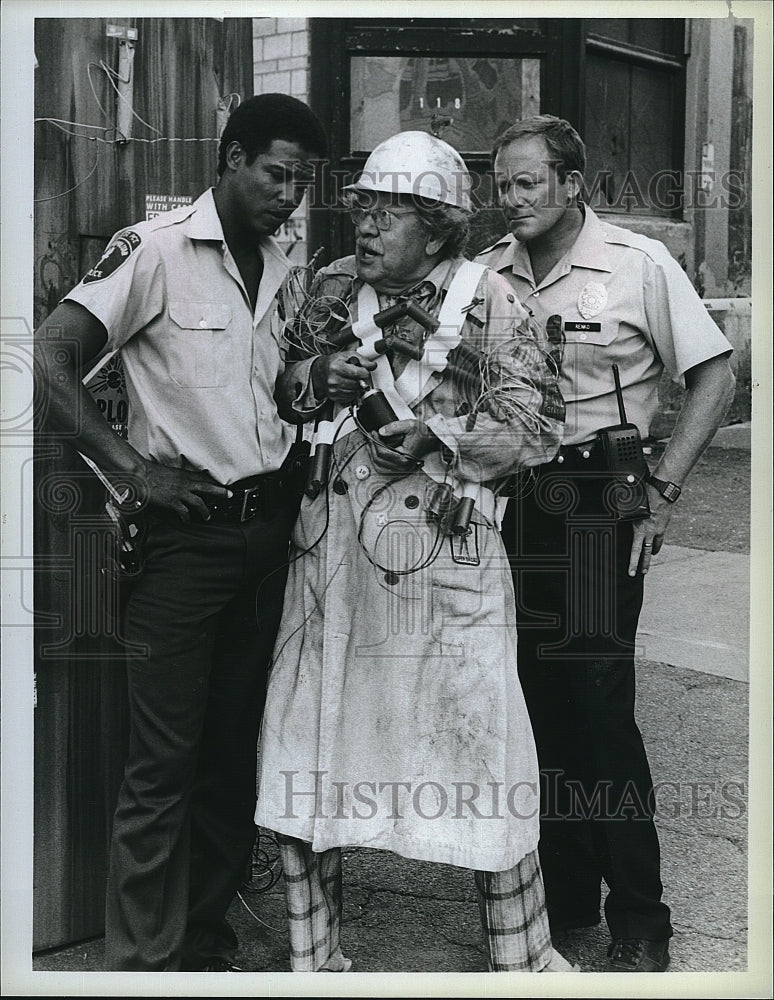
561;320;618;382
167;301;233;387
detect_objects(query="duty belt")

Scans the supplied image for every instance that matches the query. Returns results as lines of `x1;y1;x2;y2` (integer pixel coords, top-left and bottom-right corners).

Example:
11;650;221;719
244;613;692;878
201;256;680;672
544;440;604;471
206;472;290;523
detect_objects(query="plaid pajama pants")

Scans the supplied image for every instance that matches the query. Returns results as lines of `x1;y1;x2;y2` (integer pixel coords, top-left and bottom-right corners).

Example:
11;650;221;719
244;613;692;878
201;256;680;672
277;834;553;972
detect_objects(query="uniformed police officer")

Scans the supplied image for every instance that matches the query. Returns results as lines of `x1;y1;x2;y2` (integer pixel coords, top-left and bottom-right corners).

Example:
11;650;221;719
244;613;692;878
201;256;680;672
34;94;329;971
476;115;735;972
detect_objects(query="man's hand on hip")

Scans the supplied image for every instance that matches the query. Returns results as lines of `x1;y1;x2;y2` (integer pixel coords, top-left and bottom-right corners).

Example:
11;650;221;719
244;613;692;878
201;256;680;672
130;461;233;522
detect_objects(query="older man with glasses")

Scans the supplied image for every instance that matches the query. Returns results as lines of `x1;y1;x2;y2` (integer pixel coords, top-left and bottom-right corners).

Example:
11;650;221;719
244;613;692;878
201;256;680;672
255;130;575;973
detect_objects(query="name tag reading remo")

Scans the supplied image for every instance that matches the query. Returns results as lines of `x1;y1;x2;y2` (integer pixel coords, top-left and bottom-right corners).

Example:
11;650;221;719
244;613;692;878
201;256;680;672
565;321;602;333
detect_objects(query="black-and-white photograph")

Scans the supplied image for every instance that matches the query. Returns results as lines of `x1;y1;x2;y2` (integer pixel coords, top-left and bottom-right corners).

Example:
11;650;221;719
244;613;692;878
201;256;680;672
1;2;771;996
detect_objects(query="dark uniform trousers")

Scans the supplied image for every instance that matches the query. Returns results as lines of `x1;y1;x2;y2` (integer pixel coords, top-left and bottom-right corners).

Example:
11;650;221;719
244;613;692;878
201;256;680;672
501;453;673;942
104;500;296;970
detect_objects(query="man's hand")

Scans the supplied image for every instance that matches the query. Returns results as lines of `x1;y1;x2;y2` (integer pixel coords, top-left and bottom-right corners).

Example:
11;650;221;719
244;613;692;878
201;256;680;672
368;419;439;475
628;487;675;576
311;352;376;404
627;354;734;576
130;461;233;522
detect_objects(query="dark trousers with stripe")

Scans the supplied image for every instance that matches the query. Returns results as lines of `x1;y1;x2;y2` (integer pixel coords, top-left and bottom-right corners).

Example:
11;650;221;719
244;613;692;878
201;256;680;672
500;461;672;942
104;505;295;970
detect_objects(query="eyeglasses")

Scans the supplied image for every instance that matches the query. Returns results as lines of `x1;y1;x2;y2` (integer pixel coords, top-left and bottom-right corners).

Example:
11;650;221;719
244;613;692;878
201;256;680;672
348;206;417;231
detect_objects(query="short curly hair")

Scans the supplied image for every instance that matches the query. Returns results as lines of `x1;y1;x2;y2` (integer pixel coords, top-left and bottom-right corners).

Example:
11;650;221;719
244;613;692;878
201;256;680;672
217;93;328;175
412;201;471;259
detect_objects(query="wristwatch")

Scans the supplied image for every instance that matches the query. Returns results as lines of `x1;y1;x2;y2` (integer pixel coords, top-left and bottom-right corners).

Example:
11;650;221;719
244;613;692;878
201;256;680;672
647;475;682;502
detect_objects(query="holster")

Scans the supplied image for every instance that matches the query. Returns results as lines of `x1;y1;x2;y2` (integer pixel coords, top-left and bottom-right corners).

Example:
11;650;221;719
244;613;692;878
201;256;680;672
280;426;311;506
104;496;148;582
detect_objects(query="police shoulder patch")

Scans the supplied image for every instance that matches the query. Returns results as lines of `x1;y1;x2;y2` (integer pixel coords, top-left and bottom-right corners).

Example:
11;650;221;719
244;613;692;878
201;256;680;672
83;230;142;284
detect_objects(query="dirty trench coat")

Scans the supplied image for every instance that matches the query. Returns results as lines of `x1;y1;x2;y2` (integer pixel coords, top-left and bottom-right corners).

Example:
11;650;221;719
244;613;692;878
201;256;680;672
255;258;562;872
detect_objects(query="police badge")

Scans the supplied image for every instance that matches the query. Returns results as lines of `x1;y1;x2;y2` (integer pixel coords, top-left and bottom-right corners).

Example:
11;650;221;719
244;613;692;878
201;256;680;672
577;281;608;319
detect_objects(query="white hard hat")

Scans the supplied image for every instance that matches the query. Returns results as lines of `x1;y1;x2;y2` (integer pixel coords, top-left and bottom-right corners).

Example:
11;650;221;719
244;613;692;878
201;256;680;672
345;131;472;211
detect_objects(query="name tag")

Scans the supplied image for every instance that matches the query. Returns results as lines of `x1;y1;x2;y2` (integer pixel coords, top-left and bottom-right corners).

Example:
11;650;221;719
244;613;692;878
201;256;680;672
565;321;601;333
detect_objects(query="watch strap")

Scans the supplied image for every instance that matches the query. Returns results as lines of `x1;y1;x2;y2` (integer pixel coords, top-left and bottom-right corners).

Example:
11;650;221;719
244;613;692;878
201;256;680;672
648;475;682;502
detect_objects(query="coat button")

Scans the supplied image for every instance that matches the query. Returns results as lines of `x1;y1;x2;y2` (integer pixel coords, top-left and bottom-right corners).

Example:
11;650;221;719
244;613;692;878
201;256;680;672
355;465;370;480
376;513;389;526
405;495;419;508
333;478;348;495
384;572;399;585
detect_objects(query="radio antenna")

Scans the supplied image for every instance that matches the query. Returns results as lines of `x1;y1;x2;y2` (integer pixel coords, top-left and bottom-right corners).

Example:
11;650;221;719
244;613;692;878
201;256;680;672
612;364;628;425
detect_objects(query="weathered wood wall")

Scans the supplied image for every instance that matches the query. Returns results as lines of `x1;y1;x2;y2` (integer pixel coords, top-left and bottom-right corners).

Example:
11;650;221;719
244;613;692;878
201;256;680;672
32;15;253;952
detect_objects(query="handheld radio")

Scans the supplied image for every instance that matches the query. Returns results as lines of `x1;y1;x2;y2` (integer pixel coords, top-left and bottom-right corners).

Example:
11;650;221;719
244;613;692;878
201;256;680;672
596;364;651;521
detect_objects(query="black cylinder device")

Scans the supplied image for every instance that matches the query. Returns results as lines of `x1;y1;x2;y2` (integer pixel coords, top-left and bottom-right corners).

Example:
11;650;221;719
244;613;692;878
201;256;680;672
356;388;399;432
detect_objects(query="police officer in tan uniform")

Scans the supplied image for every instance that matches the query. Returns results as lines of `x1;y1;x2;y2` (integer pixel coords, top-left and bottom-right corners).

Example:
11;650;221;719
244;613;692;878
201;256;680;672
476;115;735;972
35;94;329;972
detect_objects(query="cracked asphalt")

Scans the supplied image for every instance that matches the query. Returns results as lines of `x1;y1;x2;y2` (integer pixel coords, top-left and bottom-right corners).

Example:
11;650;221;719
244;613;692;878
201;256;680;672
31;442;766;988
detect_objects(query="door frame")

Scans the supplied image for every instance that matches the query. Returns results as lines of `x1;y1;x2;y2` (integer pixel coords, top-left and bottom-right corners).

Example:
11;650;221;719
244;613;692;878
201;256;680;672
307;17;584;262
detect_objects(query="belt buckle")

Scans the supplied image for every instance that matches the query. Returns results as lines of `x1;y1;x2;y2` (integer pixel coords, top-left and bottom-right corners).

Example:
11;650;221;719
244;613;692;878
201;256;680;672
240;484;261;522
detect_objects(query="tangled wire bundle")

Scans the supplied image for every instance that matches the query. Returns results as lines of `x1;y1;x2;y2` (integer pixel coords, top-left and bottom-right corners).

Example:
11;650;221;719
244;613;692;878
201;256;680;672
276;260;562;435
277;251;355;360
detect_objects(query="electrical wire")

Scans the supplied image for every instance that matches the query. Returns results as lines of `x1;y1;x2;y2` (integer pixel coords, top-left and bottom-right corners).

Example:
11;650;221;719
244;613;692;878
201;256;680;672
277;288;546;577
236;828;285;933
355;476;447;578
351;405;426;475
36;117;221;145
33;114;217;207
241;831;282;895
86;61;114;124
102;62;163;136
257;406;439;675
278;256;355;361
251;415;358;672
236;890;284;934
34;146;101;203
358;499;447;577
34;116;116;140
93;58;164;136
99;54;132;86
349;407;448;578
220;93;241;113
456;331;560;435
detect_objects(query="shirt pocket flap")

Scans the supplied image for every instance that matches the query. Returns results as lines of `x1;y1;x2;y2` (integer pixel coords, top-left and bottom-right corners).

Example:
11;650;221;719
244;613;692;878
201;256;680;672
562;320;617;346
169;301;231;330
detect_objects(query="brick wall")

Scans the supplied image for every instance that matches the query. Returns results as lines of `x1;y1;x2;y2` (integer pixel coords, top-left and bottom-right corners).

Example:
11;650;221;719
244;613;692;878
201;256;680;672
253;17;311;261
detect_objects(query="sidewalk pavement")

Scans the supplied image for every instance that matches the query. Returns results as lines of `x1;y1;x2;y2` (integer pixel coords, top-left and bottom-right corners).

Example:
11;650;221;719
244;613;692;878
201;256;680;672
31;433;762;986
